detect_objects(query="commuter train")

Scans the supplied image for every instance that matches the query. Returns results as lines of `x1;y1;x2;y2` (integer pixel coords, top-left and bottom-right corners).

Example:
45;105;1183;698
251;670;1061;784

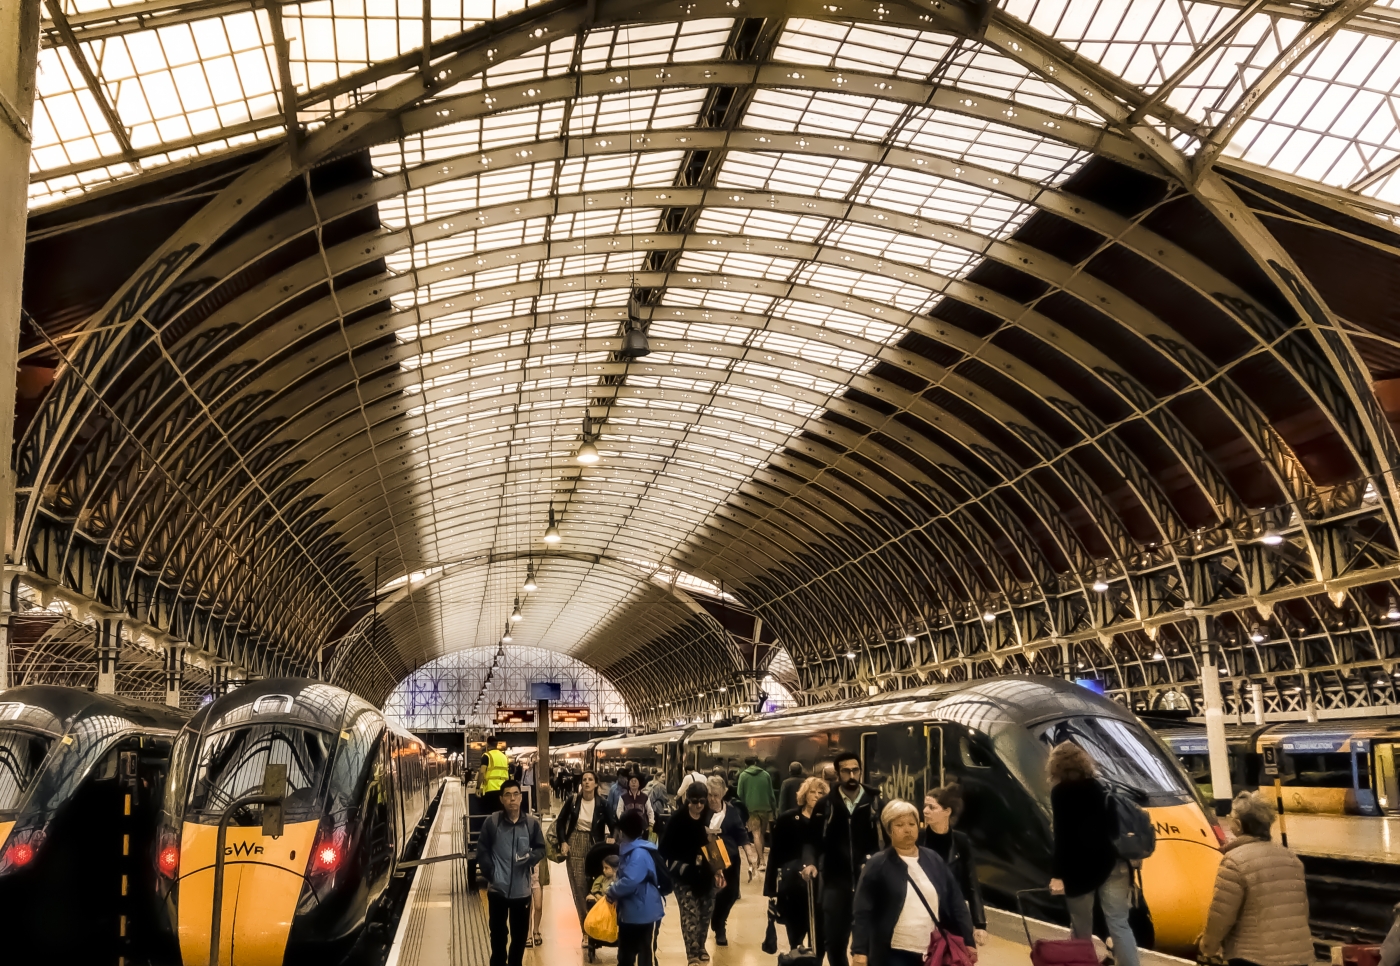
1152;715;1400;816
565;676;1224;954
157;677;447;966
0;685;189;962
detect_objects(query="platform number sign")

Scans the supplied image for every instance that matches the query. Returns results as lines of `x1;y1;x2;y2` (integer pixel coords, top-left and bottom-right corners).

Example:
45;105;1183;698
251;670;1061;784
1263;745;1279;777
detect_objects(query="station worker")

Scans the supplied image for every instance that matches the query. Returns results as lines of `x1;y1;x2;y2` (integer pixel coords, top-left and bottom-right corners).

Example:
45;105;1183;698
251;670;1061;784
1200;791;1313;966
1046;741;1140;966
850;799;977;966
607;809;667;966
480;739;510;813
477;779;546;966
920;784;988;948
809;749;886;966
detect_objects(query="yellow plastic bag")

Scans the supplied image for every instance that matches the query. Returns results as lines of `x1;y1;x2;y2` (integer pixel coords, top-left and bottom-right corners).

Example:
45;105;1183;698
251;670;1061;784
584;897;619;943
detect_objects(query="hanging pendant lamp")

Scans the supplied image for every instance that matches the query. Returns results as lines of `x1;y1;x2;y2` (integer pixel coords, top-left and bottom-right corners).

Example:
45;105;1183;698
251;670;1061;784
523;562;538;593
543;506;561;544
510;597;523;622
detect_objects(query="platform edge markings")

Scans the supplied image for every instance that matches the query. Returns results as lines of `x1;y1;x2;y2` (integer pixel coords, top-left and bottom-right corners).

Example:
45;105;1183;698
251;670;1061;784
386;778;460;966
450;794;490;966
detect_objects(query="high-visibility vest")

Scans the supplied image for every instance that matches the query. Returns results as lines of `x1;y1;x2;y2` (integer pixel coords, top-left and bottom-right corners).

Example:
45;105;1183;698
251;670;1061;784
481;749;509;793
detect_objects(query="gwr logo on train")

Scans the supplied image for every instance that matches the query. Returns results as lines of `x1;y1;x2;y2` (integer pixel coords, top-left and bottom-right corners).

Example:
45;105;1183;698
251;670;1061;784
224;842;265;857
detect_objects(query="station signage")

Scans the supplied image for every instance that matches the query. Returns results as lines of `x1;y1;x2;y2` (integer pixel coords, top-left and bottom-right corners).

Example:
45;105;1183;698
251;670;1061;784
493;708;536;725
1263;745;1279;777
551;707;591;724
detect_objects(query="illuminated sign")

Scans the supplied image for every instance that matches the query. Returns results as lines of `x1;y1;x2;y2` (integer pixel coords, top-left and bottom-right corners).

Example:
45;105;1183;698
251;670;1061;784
493;708;536;725
551;707;591;724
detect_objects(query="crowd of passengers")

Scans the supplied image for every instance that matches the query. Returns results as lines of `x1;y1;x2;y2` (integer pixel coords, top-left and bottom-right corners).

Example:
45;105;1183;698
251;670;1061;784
476;743;1333;966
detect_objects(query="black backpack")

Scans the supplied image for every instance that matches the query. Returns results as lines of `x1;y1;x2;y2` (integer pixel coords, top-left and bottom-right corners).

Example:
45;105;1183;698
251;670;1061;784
648;850;675;897
1104;783;1156;863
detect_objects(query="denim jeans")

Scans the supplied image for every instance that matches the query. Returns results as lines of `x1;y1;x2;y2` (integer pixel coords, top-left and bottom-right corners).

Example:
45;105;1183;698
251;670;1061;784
1065;861;1140;966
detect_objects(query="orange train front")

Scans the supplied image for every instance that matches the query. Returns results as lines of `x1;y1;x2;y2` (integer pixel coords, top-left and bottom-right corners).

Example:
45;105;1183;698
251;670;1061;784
156;678;444;966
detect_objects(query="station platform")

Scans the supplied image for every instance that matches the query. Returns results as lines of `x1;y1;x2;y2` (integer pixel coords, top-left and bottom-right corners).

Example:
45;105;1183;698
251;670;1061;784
1283;812;1400;864
385;780;1190;966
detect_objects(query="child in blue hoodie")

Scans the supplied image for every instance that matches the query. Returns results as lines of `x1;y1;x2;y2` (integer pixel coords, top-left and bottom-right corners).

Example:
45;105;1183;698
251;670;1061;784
607;809;666;966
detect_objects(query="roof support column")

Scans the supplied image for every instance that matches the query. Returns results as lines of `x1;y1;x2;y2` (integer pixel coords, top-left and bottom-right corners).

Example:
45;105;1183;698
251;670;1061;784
96;619;120;694
164;644;185;709
0;0;39;582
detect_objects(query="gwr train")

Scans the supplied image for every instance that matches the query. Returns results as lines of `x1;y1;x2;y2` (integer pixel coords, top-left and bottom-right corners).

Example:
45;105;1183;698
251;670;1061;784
0;685;189;962
157;677;447;966
565;676;1225;954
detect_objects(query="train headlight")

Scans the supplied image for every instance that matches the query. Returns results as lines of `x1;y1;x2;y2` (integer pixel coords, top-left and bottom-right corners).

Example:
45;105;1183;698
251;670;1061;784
313;842;340;872
297;824;349;913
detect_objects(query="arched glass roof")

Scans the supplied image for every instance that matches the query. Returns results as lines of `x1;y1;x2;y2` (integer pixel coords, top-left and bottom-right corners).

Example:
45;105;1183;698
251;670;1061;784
17;0;1400;723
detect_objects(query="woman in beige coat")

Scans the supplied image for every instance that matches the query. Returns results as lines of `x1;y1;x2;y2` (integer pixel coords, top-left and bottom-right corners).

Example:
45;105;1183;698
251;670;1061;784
1199;792;1313;966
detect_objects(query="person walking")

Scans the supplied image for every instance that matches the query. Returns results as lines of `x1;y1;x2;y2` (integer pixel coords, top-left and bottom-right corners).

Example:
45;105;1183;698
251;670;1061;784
608;767;629;814
647;773;672;838
778;762;806;815
738;756;777;871
660;782;725;966
1199;791;1312;966
811;750;885;966
479;740;510;813
554;770;618;943
608;809;667;966
921;784;988;948
765;775;828;950
477;780;545;966
620;773;656;830
706;773;752;946
1047;741;1140;966
850;800;977;966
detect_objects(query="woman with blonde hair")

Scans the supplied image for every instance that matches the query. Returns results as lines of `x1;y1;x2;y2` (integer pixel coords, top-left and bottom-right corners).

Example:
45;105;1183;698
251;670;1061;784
1200;792;1311;966
1046;741;1139;966
850;799;977;966
765;775;830;950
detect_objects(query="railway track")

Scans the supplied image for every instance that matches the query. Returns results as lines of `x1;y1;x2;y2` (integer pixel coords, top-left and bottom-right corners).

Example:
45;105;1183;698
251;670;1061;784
1302;855;1399;946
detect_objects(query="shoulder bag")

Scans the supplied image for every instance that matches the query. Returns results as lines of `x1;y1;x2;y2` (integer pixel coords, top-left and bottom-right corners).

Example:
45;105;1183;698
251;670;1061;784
905;864;974;966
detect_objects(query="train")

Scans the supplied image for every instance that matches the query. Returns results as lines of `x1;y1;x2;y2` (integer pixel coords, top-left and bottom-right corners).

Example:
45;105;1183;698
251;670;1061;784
1150;714;1400;816
0;684;189;962
156;677;448;966
551;675;1225;954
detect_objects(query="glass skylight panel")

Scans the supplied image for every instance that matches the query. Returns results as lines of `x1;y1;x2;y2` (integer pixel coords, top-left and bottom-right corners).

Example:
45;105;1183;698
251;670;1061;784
387;160;556;227
796;262;938;312
854;166;1031;237
743;89;903;143
566;89;707;136
576;20;734;71
1221;28;1400;197
731;359;846;396
647;317;756;345
822;219;981;278
774;19;957;79
692;207;830;244
766;298;905;345
662;289;779;317
547;207;666;239
717;149;866;199
555;150;685;193
747;330;877;373
674;250;804;282
895;109;1090;183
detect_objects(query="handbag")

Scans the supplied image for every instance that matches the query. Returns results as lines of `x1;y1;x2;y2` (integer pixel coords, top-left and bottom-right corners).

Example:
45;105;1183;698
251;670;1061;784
905;865;973;966
544;823;566;864
704;837;732;871
584;897;619;943
762;899;780;954
1128;865;1155;948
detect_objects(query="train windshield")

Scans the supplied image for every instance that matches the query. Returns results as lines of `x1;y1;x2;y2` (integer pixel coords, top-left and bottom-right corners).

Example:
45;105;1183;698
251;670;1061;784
0;729;54;816
1034;715;1195;805
186;723;333;826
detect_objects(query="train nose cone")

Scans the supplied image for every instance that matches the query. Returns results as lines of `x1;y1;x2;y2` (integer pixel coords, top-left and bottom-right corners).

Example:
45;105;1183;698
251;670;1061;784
1140;804;1224;952
176;820;320;966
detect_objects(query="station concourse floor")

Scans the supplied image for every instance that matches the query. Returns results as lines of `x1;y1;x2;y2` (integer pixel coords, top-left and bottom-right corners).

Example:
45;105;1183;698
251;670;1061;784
387;779;1190;966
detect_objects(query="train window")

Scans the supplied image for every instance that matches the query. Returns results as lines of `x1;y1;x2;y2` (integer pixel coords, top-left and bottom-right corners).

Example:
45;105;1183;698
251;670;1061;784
1035;716;1192;803
187;724;333;826
0;728;52;815
959;735;994;769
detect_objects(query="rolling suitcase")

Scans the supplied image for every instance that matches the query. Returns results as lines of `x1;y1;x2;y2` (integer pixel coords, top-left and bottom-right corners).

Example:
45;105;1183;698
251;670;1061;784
1017;890;1100;966
777;877;819;966
1341;946;1381;966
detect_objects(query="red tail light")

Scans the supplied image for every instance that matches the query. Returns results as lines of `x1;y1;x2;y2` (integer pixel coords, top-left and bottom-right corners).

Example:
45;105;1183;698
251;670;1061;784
158;846;180;876
1211;823;1229;845
0;828;44;875
7;843;33;866
313;843;340;872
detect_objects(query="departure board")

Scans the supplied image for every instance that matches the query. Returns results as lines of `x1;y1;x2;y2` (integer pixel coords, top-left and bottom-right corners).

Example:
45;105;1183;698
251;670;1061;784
551;707;591;724
493;708;536;724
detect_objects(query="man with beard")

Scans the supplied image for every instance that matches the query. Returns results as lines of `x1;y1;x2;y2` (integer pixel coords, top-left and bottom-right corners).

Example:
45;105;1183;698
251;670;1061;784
805;751;885;966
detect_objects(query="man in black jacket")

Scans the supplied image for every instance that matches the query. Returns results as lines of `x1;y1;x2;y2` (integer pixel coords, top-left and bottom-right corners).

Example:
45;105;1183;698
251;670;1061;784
805;750;884;966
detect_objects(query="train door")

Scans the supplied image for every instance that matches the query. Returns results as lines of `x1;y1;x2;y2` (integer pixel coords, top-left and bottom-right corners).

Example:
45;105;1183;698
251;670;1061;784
925;724;944;790
860;732;878;779
1376;744;1400;813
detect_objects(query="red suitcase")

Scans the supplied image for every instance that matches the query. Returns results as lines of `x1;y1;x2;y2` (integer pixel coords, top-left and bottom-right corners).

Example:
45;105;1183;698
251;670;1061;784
1017;890;1102;966
1341;945;1381;966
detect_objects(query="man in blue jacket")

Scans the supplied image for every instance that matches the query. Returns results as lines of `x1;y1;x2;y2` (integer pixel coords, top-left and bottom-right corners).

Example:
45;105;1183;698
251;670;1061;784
477;780;545;966
607;809;666;966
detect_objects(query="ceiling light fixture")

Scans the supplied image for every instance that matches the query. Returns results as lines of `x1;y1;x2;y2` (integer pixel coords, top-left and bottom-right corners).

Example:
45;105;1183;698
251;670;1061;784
1388;596;1400;621
982;609;996;622
523;563;538;593
575;413;600;465
510;597;523;622
1250;624;1267;643
844;651;857;659
543;506;561;544
1260;528;1283;546
620;316;650;359
1152;649;1165;661
1092;568;1109;593
904;634;917;643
